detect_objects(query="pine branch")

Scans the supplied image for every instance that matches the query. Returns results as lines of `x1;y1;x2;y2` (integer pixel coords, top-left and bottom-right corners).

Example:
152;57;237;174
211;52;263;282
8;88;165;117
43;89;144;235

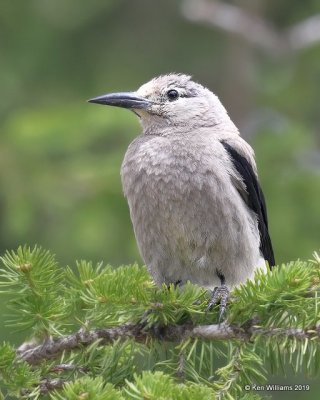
39;378;66;395
49;363;89;373
18;321;320;365
1;247;319;398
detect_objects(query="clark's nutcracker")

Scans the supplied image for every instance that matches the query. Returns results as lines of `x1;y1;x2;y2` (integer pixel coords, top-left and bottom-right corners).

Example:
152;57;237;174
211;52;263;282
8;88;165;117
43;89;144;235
89;74;275;317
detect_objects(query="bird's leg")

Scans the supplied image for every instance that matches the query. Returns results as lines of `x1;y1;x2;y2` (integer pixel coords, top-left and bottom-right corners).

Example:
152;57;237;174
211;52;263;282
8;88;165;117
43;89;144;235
164;279;182;291
174;279;182;288
207;285;229;321
206;271;230;321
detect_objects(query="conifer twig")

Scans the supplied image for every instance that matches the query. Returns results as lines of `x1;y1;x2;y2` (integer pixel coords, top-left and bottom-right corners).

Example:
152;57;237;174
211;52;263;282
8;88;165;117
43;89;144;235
39;378;66;394
18;322;320;365
49;363;89;373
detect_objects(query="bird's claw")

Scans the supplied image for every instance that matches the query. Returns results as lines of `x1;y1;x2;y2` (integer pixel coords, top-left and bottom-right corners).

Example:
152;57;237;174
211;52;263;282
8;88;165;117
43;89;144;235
206;284;230;322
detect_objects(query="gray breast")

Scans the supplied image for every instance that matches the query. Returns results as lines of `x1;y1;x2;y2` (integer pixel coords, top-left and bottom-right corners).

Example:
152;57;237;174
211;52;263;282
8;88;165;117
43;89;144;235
121;134;261;289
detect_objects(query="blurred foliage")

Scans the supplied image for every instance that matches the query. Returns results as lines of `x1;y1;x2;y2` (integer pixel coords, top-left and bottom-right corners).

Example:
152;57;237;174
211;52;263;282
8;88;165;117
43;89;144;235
0;2;319;385
0;0;319;267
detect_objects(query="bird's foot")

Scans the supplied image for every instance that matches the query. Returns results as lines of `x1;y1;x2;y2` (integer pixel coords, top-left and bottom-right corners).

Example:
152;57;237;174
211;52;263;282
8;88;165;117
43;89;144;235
206;285;230;322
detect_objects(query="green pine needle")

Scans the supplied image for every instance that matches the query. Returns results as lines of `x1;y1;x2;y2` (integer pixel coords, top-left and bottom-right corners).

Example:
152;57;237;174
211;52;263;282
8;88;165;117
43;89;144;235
0;246;319;399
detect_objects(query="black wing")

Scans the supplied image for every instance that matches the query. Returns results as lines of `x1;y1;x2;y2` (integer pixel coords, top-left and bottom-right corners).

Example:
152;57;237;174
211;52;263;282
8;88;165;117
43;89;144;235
222;141;275;268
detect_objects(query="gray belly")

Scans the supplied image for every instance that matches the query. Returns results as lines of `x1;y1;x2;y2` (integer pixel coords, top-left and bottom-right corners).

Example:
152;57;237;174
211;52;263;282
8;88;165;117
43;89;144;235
121;135;261;289
122;168;261;289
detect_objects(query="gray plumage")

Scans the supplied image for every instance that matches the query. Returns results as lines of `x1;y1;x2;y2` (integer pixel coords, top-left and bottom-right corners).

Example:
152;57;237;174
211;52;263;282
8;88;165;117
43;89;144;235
89;73;275;291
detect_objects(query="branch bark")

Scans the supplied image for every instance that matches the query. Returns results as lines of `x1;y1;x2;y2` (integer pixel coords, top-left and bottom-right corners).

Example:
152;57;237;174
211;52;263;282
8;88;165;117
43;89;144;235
18;322;320;365
181;0;320;54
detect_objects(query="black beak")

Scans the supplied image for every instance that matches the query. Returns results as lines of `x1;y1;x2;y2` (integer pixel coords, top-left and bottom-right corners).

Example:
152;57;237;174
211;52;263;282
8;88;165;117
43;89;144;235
88;92;151;110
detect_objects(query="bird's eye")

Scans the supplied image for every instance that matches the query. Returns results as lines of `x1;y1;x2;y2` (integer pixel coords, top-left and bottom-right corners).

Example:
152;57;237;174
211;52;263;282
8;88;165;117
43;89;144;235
166;89;179;101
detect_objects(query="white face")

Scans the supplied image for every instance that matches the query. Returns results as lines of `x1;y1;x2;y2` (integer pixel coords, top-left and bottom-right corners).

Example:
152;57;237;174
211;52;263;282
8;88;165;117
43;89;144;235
134;75;230;131
88;74;233;134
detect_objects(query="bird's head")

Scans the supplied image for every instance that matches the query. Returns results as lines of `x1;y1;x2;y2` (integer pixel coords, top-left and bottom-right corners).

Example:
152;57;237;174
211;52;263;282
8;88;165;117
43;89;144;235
88;74;233;134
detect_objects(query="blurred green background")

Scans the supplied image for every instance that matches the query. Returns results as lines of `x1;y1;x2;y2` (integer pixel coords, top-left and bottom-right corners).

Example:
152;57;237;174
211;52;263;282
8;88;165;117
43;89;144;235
0;0;319;396
0;0;319;267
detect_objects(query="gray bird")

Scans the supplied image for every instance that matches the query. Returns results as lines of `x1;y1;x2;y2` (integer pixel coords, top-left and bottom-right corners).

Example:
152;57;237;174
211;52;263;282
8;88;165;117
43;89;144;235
89;74;275;317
